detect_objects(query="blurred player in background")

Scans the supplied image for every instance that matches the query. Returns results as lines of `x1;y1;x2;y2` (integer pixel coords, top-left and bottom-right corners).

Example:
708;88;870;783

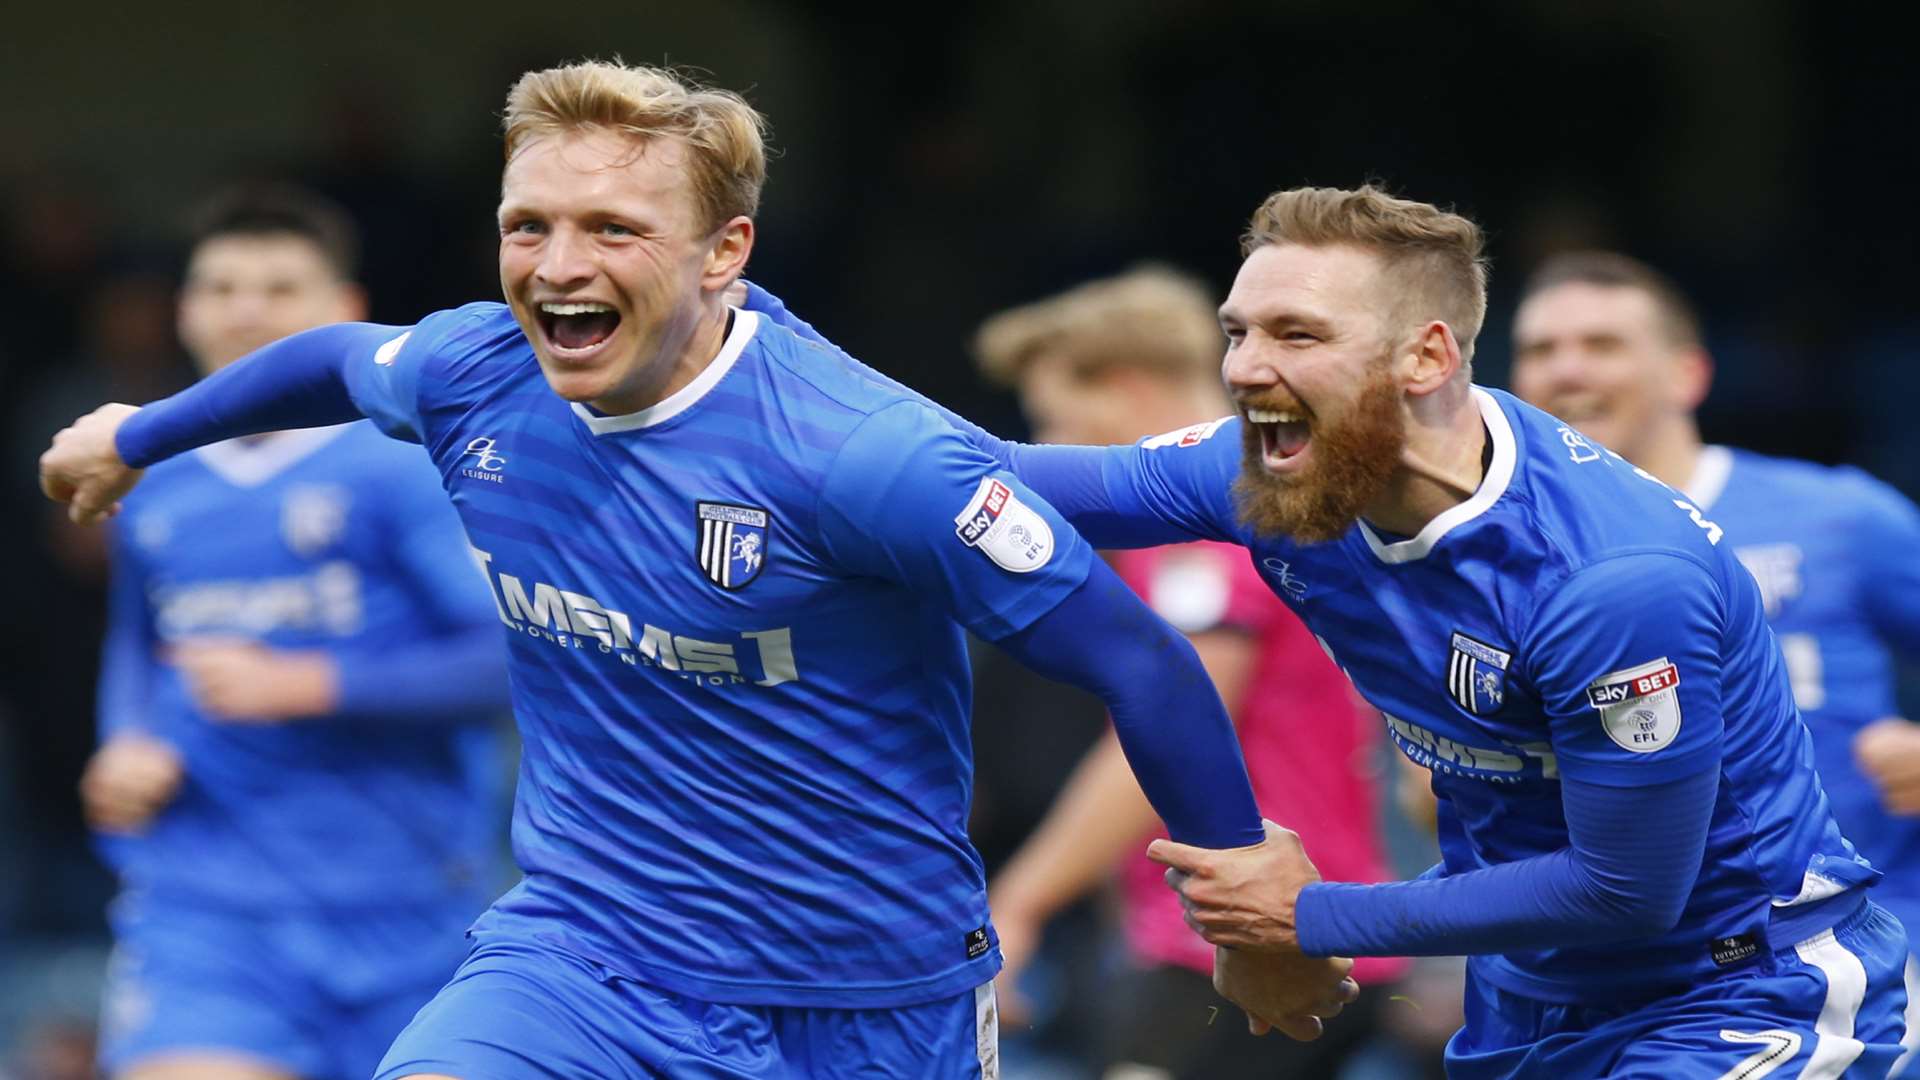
745;184;1912;1076
83;186;511;1080
41;63;1357;1076
1511;249;1920;1073
975;267;1406;1078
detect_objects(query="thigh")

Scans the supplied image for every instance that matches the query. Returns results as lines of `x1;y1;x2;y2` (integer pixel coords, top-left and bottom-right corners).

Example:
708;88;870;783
374;938;703;1080
99;898;328;1080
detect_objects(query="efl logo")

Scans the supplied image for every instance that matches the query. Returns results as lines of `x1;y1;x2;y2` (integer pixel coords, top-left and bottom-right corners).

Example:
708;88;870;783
1584;660;1679;709
954;477;1054;574
957;480;1012;546
1586;656;1683;754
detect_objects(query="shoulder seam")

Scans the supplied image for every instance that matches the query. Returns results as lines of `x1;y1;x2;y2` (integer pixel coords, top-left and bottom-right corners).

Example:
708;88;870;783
1521;547;1723;664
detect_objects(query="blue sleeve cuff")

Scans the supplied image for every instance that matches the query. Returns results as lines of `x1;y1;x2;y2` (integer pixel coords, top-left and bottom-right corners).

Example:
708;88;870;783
1293;767;1717;956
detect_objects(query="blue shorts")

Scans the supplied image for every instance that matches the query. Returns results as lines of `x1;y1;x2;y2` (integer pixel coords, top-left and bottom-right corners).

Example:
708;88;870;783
99;893;475;1080
1446;899;1910;1079
374;935;1000;1079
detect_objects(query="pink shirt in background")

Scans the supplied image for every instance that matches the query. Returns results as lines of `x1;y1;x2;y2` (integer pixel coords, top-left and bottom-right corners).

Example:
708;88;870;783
1112;542;1409;986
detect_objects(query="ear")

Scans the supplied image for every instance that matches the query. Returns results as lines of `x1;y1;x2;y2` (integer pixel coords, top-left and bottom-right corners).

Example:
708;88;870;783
1403;320;1463;398
1672;345;1713;411
702;216;755;294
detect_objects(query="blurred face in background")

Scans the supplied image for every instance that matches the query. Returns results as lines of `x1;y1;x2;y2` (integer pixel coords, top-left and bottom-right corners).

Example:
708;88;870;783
1015;353;1179;446
497;128;749;415
1510;281;1708;460
178;233;363;376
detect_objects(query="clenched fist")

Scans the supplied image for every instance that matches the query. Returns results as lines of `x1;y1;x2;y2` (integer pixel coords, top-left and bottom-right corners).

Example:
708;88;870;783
39;403;144;525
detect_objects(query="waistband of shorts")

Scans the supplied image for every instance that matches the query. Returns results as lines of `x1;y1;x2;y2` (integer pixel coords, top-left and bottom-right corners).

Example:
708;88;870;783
1769;887;1870;953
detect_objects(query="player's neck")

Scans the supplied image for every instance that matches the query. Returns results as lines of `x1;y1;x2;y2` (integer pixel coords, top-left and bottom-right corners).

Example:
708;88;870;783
1631;421;1705;491
588;303;732;416
1365;385;1488;537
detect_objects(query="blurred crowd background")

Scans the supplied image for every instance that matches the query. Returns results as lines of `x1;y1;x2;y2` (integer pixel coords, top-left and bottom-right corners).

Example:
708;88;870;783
2;1;1914;1076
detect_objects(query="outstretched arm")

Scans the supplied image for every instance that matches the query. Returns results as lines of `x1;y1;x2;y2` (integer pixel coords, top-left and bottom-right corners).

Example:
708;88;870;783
743;281;1247;549
40;320;418;523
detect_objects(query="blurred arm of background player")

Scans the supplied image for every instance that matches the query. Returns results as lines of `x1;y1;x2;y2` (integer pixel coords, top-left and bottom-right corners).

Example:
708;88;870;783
1847;452;1920;812
82;525;180;833
991;630;1255;1020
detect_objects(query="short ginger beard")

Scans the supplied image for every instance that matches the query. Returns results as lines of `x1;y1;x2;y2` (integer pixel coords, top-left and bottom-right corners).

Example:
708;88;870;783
1233;359;1407;543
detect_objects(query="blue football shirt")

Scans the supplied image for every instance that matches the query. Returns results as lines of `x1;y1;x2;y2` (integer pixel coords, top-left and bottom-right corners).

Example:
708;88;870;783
1683;445;1920;939
1069;388;1875;1003
339;304;1094;1008
101;423;508;912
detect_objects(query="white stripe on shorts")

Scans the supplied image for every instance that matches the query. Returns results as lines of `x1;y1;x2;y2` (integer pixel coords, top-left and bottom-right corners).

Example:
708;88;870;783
1892;952;1920;1077
975;982;999;1079
1794;925;1870;1078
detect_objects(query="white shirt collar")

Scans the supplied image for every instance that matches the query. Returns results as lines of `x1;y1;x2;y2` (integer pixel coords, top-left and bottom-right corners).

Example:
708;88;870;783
1682;445;1734;512
571;308;759;436
194;424;355;488
1356;386;1516;565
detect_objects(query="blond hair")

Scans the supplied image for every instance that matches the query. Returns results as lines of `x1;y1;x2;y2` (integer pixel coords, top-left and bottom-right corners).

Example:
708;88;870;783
974;266;1223;387
502;60;768;233
1242;185;1489;360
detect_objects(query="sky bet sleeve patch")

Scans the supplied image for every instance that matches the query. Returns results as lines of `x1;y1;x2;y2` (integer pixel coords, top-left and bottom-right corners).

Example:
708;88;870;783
1586;657;1683;753
954;478;1054;574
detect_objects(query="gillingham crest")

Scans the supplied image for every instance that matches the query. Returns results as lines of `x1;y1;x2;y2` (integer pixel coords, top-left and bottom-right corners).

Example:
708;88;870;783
697;502;770;589
1448;631;1512;716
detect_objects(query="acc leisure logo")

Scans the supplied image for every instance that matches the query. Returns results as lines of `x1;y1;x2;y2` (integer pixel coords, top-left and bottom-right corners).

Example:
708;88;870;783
460;436;507;483
1585;657;1683;753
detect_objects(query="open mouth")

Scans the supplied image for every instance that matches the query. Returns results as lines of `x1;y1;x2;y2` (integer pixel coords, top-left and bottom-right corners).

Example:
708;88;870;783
536;301;622;355
1245;405;1311;468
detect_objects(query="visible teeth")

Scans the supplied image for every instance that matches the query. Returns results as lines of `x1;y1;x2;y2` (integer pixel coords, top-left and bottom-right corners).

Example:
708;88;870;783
540;302;615;315
1245;407;1303;424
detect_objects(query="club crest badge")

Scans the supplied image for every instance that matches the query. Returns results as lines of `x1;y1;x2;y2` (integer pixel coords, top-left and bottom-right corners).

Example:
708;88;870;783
697;502;770;589
1448;631;1511;716
282;484;351;557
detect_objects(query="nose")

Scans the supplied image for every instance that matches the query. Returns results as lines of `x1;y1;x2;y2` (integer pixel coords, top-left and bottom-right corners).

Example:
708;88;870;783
535;225;595;290
1532;345;1592;394
1222;338;1281;396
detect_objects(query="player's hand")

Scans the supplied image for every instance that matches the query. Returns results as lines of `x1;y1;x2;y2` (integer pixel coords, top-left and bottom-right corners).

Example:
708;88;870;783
39;403;145;525
987;907;1042;1027
1213;944;1358;1040
169;638;340;723
1148;818;1319;952
80;734;184;833
1855;717;1920;815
